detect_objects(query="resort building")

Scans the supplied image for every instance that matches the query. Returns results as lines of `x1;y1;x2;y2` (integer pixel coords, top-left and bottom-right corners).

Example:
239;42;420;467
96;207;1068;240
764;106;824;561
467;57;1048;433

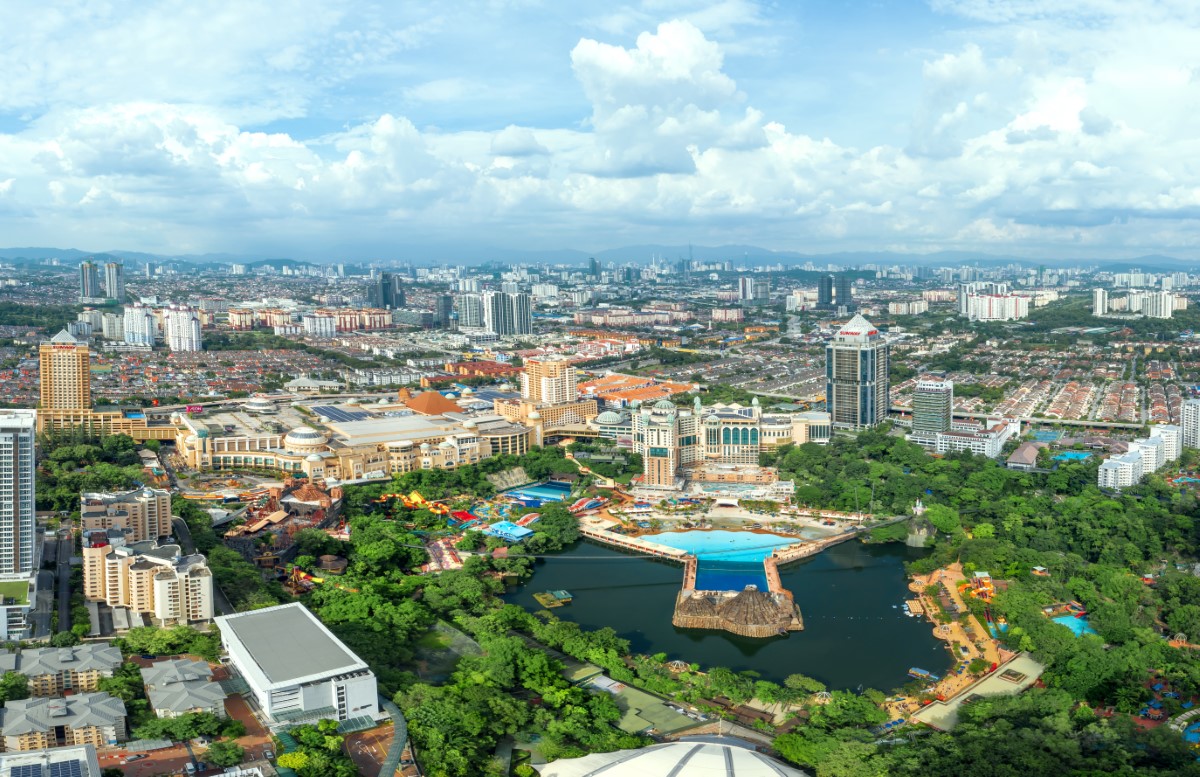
80;487;172;543
1097;426;1179;491
0;644;123;696
216;603;379;725
81;539;214;627
933;419;1020;459
0;692;127;751
141;659;226;719
825;314;890;430
0;745;103;777
630;398;829;489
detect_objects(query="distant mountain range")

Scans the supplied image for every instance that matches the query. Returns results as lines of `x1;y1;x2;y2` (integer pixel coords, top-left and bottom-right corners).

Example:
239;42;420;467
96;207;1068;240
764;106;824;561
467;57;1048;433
0;245;1196;272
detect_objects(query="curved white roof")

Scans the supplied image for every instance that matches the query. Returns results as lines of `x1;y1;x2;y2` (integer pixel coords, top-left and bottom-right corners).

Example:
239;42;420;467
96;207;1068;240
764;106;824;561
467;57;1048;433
595;410;624;425
537;741;808;777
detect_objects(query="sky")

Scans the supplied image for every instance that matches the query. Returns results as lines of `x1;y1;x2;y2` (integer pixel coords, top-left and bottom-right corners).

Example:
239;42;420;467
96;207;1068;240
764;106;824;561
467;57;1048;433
2;0;1200;261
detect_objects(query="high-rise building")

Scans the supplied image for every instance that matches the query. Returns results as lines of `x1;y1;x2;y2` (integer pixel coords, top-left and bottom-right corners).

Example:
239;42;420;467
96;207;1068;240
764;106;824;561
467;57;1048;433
825;314;889;430
588;257;601;279
79;260;101;301
738;277;755;301
632;401;699;489
435;294;454;329
368;272;405;309
163;305;202;352
103;262;125;301
122;303;156;346
835;274;854;311
0;409;37;640
911;379;953;443
301;314;336;338
82;538;213;626
1182;399;1200;450
483;292;532;336
1092;288;1108;316
40;331;91;410
1145;291;1175;319
457;294;485;328
817;275;834;307
521;356;578;405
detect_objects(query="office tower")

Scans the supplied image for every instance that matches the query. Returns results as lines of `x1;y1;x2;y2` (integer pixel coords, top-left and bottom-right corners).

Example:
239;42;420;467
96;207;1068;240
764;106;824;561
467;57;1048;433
1093;288;1108;316
522;357;578;405
825;314;889;430
369;272;405;308
79;260;101;300
912;379;954;442
122;303;156;346
588;257;601;279
104;262;125;301
435;294;454;329
144;262;155;278
835;273;854;311
817;275;834;307
457;294;485;328
1182;399;1200;450
40;331;91;410
163;305;202;352
0;409;37;640
483;292;532;336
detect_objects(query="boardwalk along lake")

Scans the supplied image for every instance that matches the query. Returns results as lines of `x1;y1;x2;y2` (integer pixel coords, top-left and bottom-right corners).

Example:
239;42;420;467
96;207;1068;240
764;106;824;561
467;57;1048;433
504;531;952;690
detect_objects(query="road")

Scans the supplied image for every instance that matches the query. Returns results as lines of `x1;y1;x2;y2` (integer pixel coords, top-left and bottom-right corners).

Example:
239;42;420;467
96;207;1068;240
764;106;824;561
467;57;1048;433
172;517;234;616
55;534;72;635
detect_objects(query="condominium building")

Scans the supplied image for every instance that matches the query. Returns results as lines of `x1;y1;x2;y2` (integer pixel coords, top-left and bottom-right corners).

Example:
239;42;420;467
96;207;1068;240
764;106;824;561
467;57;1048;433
163;305;203;352
1144;290;1176;319
0;410;37;641
456;294;485;328
0;644;123;696
78;261;101;302
483;291;533;336
39;331;91;410
0;692;127;751
826;314;890;430
962;293;1030;321
81;539;214;626
80;488;172;542
934;419;1020;459
301;314;337;339
122;303;157;346
1183;399;1200;450
1097;426;1178;491
1092;288;1108;316
103;262;125;301
521;356;578;405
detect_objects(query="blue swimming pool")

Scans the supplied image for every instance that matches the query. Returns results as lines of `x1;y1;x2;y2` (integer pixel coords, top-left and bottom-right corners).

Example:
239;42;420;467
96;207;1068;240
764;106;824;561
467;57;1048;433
1053;451;1093;462
645;530;800;591
504;481;572;504
1052;614;1098;636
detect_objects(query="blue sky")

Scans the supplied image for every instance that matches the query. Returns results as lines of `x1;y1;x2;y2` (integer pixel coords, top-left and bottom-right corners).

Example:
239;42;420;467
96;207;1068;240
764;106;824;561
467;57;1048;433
1;0;1199;260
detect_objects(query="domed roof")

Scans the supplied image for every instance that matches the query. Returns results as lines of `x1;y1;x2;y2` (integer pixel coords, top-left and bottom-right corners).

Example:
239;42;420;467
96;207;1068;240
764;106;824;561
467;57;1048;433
377;398;389;405
528;411;541;420
284;427;329;449
595;411;623;425
463;419;477;428
537;741;807;777
461;386;474;395
305;453;323;462
445;392;457;399
654;399;676;410
438;440;454;448
420;442;431;451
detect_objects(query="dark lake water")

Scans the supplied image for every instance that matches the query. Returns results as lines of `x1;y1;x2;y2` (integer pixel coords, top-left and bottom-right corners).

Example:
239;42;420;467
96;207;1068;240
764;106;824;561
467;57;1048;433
503;538;952;691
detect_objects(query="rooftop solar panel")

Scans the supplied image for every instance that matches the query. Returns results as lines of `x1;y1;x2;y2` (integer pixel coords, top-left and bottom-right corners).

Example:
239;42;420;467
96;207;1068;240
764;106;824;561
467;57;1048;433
48;763;84;777
12;765;44;777
310;406;372;423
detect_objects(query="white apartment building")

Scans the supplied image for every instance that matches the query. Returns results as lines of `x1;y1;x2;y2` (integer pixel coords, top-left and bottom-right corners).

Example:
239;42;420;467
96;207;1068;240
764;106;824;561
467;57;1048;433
122;304;157;346
301;314;337;339
963;293;1030;321
82;539;214;626
1097;425;1179;491
163;305;202;352
1183;399;1200;450
0;410;37;641
1092;289;1108;316
934;419;1020;459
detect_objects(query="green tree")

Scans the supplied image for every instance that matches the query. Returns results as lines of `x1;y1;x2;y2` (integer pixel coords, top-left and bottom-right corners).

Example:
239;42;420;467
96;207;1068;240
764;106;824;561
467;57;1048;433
0;672;29;704
203;741;245;768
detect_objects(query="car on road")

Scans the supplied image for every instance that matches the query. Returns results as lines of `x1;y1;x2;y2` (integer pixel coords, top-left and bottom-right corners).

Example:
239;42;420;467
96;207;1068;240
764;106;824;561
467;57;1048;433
263;749;274;761
123;754;147;763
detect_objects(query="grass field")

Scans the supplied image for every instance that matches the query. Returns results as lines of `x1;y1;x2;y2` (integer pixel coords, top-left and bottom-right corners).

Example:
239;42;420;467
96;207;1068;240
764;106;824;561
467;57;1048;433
0;580;30;604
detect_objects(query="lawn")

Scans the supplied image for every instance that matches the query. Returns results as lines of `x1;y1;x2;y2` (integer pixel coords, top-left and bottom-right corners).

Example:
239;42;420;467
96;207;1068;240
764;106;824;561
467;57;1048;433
0;580;30;604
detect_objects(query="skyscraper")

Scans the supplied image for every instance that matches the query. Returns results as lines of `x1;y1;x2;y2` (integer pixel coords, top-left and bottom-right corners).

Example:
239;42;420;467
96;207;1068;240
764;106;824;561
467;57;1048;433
483;292;532;336
0;409;37;640
1182;399;1200;450
911;378;954;443
817;275;834;307
163;305;203;352
588;257;601;279
835;273;854;311
79;260;101;301
40;330;91;410
104;262;125;301
1092;288;1108;316
825;314;889;430
435;294;454;329
457;294;485;328
368;272;405;309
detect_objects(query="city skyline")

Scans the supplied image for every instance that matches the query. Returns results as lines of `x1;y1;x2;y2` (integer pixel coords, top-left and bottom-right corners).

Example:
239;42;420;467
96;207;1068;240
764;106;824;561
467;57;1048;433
2;2;1200;259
